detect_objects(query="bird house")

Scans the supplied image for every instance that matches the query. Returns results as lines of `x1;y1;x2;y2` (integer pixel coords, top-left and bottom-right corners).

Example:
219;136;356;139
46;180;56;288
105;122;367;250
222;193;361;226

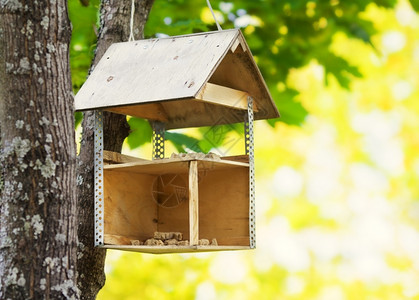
75;29;279;254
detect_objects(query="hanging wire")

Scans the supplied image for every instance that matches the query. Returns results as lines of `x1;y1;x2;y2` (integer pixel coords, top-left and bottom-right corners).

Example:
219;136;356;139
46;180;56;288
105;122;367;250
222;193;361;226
129;0;221;40
206;0;222;31
128;0;135;41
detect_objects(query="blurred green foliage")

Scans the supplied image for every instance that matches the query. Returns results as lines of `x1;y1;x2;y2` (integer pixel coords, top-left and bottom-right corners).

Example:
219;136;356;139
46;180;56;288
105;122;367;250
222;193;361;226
69;0;99;93
70;0;415;152
69;0;99;128
143;0;403;126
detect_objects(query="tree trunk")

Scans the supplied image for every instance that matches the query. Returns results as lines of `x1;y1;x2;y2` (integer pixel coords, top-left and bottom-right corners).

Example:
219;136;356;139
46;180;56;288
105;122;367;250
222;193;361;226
0;1;78;299
76;0;154;298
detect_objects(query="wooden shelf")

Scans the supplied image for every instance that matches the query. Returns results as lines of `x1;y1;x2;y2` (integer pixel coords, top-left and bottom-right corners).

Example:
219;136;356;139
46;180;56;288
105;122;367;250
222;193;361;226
102;245;250;254
104;156;249;174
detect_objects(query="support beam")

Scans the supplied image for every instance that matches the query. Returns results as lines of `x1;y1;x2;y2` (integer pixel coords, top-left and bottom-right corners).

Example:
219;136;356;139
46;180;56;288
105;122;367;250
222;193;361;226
196;83;258;111
189;161;199;246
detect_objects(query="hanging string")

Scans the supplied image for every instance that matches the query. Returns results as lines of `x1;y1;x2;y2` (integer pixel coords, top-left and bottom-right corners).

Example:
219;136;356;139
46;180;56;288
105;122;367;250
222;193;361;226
129;0;221;39
206;0;222;31
128;0;135;41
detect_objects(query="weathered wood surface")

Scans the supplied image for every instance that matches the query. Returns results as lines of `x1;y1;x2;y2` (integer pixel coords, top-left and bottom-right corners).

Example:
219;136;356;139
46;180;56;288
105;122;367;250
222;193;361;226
75;30;239;109
189;161;199;245
104;170;157;241
102;245;250;254
104;234;132;245
103;150;147;164
221;155;250;163
196;83;256;111
75;29;279;129
104;155;249;174
106;102;168;122
197;167;250;246
102;157;250;254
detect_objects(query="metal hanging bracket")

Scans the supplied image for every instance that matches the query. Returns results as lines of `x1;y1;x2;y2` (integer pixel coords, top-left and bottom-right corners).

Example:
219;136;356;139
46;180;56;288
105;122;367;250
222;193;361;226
152;121;165;160
94;110;104;246
245;96;256;249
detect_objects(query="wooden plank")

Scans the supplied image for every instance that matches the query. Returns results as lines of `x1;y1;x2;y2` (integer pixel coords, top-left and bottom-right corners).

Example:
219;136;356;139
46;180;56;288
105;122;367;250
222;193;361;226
159;99;248;129
103;150;147;165
102;245;250;254
230;35;246;53
156;174;190;240
104;234;132;245
230;39;240;53
157;164;250;247
100;97;253;129
199;167;250;246
106;103;169;122
104;156;248;174
75;30;239;111
105;160;189;175
104;170;157;241
195;83;254;111
221;155;249;163
189;161;199;246
208;40;279;121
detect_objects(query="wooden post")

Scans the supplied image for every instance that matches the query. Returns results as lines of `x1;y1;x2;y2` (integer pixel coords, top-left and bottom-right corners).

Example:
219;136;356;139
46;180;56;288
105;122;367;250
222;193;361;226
189;160;199;245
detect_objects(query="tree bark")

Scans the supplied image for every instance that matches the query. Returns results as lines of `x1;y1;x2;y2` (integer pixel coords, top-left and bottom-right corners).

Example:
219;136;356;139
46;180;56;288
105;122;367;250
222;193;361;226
0;1;78;299
76;0;154;298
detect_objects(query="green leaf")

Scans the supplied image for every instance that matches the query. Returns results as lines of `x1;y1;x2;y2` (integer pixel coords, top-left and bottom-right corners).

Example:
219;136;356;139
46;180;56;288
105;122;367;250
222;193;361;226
317;52;362;89
69;0;99;92
271;88;308;126
165;132;203;153
74;112;83;129
197;123;242;151
126;118;152;149
409;0;419;12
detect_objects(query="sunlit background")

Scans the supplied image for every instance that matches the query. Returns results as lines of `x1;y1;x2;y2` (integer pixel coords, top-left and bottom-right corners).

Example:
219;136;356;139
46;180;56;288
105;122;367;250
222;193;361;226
70;0;419;299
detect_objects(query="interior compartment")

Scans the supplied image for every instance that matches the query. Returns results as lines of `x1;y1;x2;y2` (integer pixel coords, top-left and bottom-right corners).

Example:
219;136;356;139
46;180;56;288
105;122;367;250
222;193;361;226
102;157;250;253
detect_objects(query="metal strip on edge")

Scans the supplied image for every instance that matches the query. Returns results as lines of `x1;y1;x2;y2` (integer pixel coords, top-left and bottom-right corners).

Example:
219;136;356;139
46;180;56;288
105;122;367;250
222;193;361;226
152;121;165;160
246;96;256;249
94;110;104;246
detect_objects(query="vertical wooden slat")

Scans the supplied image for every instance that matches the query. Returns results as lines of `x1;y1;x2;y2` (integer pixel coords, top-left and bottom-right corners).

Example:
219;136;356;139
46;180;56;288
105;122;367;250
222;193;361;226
189;160;199;245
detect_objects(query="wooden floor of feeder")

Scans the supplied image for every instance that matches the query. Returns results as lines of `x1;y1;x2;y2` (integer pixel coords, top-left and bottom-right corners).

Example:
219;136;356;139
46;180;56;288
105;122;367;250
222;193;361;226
102;245;250;254
102;156;251;254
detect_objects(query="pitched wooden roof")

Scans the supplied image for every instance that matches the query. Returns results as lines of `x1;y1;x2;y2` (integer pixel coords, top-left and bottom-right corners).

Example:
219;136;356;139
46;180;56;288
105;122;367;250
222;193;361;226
75;29;279;129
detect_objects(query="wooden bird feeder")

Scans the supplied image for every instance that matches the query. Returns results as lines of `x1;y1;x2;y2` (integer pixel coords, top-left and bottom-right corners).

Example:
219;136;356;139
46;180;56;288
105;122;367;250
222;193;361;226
75;29;279;254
